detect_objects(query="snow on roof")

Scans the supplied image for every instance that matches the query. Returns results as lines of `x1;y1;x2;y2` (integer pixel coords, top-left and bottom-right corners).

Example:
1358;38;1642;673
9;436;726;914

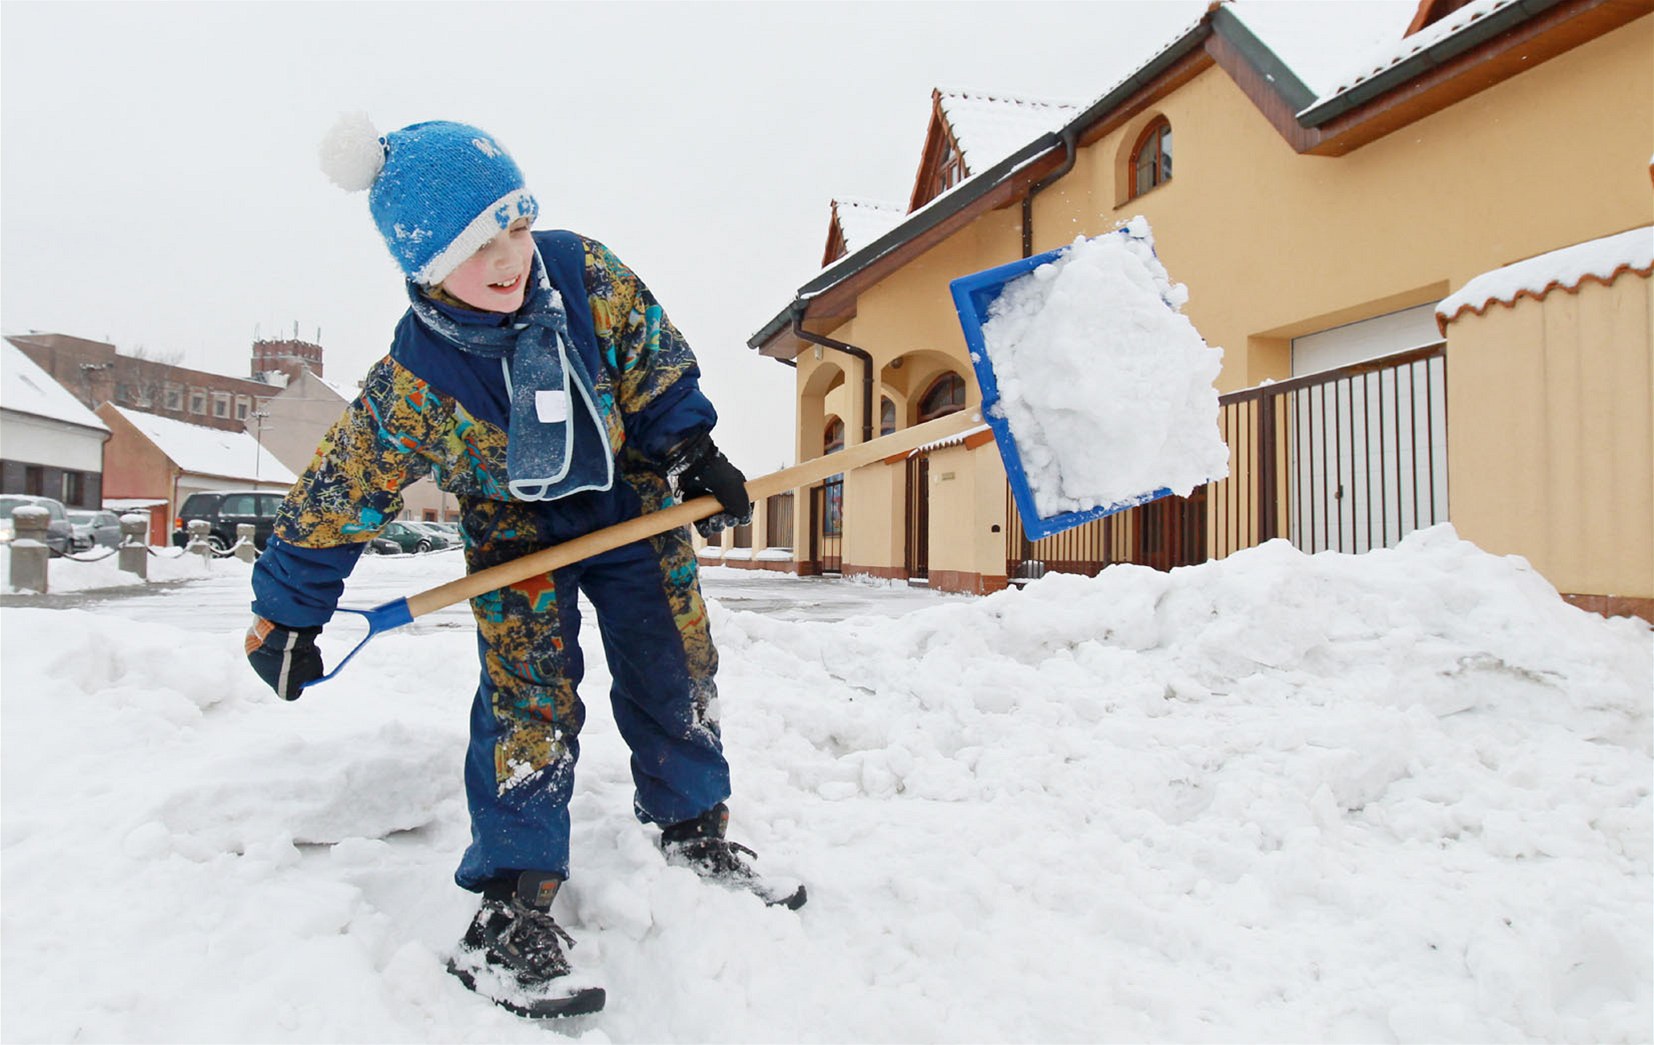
110;405;296;484
937;90;1080;174
1226;0;1416;98
1304;0;1516;111
833;199;907;253
1;341;109;432
1436;226;1654;329
318;376;358;401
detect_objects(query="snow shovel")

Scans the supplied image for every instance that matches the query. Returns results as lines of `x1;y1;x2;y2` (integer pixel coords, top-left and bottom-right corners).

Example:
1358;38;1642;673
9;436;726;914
307;408;989;687
949;226;1218;540
311;226;1221;686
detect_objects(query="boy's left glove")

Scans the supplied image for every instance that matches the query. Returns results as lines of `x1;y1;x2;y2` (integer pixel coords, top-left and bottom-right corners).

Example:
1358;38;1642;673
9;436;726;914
245;617;324;700
670;434;752;539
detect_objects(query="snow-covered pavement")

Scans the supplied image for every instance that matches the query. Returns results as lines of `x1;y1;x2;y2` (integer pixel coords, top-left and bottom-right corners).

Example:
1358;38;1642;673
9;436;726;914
2;529;1649;1042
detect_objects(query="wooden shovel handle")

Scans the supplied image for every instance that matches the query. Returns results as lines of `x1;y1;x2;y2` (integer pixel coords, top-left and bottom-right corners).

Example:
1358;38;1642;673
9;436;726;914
404;410;983;618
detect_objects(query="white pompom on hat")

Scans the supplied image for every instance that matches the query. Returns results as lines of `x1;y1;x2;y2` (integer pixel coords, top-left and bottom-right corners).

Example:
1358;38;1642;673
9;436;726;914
317;114;539;286
318;112;385;192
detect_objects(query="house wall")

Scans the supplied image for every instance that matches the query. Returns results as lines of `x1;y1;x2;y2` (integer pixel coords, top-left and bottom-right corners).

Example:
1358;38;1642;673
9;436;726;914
97;406;179;541
1;412;106;474
792;12;1652;599
1445;273;1654;610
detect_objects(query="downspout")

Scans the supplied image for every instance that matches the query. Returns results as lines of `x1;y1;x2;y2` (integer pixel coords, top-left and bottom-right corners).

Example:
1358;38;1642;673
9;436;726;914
790;305;874;444
1020;126;1079;258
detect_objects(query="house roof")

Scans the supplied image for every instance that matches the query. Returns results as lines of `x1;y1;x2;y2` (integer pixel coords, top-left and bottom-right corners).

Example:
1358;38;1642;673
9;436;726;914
832;199;908;255
936;89;1081;175
1435;225;1654;330
1;340;110;432
108;405;295;484
751;0;1642;360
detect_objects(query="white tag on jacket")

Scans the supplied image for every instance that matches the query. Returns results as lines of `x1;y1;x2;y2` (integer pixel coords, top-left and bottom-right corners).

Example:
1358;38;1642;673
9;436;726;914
535;390;568;423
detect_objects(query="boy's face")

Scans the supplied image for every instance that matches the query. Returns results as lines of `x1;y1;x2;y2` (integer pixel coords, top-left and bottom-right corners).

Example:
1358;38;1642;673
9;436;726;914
440;217;535;312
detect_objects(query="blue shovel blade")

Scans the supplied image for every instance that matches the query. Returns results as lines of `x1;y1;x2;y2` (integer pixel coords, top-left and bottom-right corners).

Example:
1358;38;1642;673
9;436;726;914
949;229;1176;542
301;598;415;689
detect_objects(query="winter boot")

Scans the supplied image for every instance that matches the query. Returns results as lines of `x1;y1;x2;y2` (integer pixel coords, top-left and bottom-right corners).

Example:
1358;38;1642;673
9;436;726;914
447;872;605;1018
660;803;807;910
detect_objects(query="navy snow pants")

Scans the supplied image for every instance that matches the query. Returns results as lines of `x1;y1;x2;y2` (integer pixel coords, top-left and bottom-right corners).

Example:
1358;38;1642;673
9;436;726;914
453;496;729;891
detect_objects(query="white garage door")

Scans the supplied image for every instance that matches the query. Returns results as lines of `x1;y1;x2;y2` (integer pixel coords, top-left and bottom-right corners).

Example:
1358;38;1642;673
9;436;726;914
1286;304;1448;554
1291;303;1442;376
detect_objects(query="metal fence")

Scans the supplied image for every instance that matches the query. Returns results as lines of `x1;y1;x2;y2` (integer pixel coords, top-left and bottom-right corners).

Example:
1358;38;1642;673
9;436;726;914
1006;344;1449;578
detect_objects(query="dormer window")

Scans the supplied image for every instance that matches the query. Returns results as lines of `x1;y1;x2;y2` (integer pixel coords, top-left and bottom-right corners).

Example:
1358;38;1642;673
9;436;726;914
1131;118;1173;199
915;129;969;208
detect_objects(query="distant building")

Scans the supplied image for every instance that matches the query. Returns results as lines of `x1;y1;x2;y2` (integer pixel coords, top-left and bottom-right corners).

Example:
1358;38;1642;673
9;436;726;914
0;341;110;508
97;404;295;544
251;337;325;384
5;331;315;434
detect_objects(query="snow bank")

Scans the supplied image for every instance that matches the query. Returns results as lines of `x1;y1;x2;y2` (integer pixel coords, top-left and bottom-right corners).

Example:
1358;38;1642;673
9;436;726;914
980;220;1229;517
1;526;1648;1042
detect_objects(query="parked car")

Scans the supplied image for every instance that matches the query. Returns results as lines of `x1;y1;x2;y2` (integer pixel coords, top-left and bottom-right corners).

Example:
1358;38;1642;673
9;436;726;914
67;509;123;550
171;490;285;551
363;535;401;555
426;520;463;541
0;494;76;556
376;520;453;554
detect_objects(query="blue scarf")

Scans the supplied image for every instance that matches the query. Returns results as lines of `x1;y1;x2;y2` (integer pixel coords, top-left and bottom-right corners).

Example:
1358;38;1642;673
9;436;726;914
408;251;618;502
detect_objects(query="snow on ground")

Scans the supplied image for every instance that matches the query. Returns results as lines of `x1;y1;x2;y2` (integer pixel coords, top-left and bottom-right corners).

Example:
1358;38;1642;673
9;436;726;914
1;527;1649;1043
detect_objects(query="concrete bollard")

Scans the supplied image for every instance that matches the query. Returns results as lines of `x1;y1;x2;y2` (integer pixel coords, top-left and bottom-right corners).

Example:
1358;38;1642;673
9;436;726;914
118;513;148;579
233;523;259;563
9;505;51;593
186;519;215;562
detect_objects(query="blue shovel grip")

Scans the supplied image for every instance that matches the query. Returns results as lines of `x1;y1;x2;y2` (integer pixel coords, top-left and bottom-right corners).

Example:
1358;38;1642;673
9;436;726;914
301;598;415;689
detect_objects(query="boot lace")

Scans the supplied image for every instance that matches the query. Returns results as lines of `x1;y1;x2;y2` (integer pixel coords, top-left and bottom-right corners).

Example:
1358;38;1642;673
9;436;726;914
487;897;576;982
669;837;760;881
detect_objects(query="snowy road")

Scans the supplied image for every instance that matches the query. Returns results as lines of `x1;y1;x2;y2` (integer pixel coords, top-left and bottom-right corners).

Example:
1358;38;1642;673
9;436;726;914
2;530;1650;1043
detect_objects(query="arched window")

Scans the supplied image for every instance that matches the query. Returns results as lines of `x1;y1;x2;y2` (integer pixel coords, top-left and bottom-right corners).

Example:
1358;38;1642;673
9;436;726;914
879;397;897;437
917;374;966;423
824;416;845;454
1131;118;1172;199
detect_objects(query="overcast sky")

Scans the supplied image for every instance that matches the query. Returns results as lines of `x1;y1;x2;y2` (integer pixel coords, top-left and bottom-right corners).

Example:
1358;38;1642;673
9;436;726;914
2;0;1230;473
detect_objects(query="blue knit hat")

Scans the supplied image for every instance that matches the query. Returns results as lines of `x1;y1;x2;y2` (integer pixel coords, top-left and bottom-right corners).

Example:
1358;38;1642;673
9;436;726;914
319;114;539;286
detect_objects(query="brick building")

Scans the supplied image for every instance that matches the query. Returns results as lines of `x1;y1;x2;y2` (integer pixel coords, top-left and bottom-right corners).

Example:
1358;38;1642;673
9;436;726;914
6;332;293;434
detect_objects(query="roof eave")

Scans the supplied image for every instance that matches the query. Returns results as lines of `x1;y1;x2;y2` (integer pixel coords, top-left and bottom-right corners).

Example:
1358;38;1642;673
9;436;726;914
1296;0;1566;126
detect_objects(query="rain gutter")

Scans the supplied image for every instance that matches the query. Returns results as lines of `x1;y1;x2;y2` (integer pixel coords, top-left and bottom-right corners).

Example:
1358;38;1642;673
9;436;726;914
790;307;874;443
1020;126;1078;258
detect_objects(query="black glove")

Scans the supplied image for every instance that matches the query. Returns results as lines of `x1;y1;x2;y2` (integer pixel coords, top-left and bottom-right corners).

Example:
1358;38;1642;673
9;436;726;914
670;434;752;539
245;617;324;700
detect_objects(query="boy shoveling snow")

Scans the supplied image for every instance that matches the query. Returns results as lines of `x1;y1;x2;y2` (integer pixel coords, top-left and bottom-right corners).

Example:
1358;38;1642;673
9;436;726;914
243;115;804;1019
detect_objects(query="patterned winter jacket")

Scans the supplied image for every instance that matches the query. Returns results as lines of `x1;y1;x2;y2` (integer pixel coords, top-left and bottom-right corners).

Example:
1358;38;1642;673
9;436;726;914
251;230;717;629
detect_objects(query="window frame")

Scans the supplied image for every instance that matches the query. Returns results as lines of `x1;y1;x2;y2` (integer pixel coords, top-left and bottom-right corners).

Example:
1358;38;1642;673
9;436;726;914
1130;117;1173;199
823;416;845;455
917;373;967;423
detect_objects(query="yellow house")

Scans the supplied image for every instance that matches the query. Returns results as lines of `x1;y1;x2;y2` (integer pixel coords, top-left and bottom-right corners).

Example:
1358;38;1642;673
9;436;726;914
733;0;1653;621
